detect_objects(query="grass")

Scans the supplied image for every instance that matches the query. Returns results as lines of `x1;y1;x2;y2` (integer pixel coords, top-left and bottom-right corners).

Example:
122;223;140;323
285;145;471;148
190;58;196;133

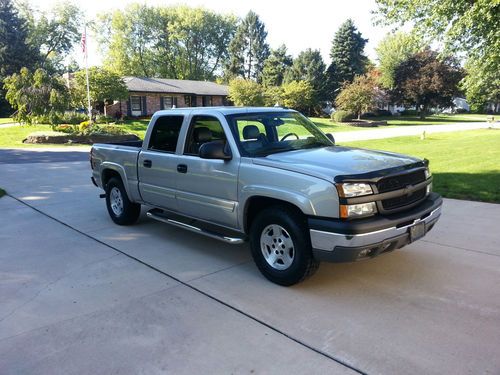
0;114;490;148
343;129;500;203
0;118;13;124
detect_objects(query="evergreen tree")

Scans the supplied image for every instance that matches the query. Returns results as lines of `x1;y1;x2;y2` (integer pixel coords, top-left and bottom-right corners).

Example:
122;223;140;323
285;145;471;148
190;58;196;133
261;44;292;87
0;0;39;115
326;19;369;100
285;48;327;104
225;11;270;81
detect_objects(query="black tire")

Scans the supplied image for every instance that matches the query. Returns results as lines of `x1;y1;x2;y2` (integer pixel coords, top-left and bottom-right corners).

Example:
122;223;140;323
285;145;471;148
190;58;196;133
105;177;141;225
249;206;319;286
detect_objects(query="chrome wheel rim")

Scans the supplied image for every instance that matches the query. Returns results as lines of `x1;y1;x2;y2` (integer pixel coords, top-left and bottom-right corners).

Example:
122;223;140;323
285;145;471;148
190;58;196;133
110;187;124;216
260;224;295;270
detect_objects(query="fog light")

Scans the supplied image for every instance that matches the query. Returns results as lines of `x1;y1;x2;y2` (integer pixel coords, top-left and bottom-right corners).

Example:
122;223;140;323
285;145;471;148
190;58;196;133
358;248;372;258
340;202;377;219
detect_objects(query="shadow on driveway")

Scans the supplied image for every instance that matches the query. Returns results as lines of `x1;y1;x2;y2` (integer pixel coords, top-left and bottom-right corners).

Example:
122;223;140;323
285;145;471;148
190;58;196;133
0;149;89;164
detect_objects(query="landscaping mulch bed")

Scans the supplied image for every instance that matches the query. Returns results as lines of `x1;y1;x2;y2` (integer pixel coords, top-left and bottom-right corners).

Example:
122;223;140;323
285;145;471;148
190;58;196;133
344;119;388;127
23;132;140;144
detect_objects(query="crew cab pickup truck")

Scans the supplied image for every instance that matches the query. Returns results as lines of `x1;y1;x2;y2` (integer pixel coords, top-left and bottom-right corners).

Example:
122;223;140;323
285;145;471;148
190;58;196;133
90;107;442;285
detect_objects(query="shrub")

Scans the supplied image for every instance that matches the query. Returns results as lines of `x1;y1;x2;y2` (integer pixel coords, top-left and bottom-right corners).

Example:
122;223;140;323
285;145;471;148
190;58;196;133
79;121;92;134
95;114;114;124
62;112;88;124
400;109;419;116
92;125;127;135
333;110;353;122
54;124;77;134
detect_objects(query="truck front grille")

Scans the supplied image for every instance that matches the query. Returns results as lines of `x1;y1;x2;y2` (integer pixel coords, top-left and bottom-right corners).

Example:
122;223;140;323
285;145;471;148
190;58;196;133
377;169;427;212
377;170;426;193
381;188;427;210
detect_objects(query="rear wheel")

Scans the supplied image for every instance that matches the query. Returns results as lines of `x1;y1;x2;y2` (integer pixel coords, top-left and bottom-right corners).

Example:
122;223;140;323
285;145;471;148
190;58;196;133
249;206;319;286
105;177;141;225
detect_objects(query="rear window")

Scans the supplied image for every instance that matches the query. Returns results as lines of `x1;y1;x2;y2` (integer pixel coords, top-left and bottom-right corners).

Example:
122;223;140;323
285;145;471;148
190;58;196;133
148;116;184;153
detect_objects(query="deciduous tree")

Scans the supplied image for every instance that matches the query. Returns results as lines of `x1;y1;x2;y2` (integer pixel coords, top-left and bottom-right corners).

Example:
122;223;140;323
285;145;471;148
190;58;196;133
393;49;463;118
228;78;264;106
335;73;378;119
71;67;128;115
4;67;69;124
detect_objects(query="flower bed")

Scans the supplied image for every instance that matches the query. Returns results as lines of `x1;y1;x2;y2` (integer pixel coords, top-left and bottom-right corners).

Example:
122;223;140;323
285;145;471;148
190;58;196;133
23;131;140;144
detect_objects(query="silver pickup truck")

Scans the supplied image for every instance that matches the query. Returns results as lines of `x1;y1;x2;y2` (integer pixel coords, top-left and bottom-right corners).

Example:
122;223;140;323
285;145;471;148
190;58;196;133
90;107;442;285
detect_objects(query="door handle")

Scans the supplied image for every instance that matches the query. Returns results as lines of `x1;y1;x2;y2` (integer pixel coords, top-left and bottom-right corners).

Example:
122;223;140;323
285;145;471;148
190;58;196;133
177;164;188;173
143;159;152;168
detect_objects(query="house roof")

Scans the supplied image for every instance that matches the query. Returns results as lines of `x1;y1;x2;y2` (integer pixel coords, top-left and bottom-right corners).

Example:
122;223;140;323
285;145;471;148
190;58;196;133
123;76;228;96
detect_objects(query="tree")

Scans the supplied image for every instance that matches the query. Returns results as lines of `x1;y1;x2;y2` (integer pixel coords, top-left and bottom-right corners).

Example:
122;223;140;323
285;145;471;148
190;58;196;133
461;58;500;113
326;19;369;100
375;0;500;111
392;49;463;118
71;67;128;115
225;11;270;81
335;73;379;119
261;45;292;87
285;48;327;109
21;2;82;73
376;32;424;89
96;5;237;80
0;0;39;115
228;79;264;106
279;81;314;113
4;67;69;124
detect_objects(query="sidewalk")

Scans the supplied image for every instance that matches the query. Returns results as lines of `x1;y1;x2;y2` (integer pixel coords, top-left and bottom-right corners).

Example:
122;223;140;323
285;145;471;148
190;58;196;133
333;121;492;142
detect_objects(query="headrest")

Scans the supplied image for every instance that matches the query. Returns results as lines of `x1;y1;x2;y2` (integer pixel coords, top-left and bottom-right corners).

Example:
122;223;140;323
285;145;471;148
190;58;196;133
243;125;260;140
194;127;212;142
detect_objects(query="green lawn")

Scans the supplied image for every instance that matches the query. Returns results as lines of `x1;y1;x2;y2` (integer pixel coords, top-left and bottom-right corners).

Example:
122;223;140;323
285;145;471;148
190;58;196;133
0;118;13;124
343;129;500;203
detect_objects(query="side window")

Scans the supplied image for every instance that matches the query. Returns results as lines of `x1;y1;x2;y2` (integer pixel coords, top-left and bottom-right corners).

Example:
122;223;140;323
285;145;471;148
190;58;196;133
148;115;184;153
184;115;227;156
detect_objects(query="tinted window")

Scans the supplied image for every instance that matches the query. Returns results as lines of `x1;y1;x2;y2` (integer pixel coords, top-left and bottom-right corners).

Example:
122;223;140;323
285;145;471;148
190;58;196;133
148;115;184;153
184;115;227;155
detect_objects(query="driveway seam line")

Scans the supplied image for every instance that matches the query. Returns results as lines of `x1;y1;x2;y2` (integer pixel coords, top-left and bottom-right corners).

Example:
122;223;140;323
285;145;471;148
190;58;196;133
420;239;500;257
8;193;367;375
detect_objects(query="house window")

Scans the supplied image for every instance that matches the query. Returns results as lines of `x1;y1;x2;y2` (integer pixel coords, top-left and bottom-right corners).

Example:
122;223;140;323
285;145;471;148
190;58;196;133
130;96;142;112
184;95;197;107
164;96;173;108
202;96;213;107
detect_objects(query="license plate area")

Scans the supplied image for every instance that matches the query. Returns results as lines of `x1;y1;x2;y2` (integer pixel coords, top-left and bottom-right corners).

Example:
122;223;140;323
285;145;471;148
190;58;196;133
409;222;426;242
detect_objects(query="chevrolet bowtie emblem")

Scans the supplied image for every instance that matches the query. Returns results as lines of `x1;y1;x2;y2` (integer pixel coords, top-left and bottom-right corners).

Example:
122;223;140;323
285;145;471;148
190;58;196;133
404;184;414;196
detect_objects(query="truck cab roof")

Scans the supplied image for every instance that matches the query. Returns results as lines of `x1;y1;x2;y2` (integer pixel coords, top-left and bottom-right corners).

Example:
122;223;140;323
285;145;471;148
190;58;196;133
151;106;297;118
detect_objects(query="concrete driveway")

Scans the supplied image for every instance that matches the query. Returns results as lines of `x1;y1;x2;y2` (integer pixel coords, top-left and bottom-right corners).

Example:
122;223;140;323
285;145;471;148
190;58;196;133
0;150;499;375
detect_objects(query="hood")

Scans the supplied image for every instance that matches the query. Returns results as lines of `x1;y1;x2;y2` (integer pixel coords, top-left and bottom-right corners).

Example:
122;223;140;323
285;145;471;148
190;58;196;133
252;146;424;182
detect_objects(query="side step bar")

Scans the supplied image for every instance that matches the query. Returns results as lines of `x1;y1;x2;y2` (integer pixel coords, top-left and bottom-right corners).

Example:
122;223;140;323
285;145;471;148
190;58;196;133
146;211;245;245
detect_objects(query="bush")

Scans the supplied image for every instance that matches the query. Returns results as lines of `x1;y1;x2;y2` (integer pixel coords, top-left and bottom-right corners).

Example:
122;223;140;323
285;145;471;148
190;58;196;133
375;109;392;116
54;124;77;134
95;114;114;124
332;110;353;122
92;125;127;135
400;109;419;116
455;108;468;114
61;112;88;124
79;121;92;134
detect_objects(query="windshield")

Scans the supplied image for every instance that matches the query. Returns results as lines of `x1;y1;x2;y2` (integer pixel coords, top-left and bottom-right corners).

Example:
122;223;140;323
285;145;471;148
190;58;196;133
225;111;333;157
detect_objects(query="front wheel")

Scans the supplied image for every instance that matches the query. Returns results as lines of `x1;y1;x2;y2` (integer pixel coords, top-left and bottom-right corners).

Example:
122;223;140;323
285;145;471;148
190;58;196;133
249;206;319;286
105;177;141;225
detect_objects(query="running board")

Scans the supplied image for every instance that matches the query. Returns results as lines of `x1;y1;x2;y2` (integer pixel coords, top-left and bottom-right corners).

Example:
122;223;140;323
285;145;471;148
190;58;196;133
146;211;245;245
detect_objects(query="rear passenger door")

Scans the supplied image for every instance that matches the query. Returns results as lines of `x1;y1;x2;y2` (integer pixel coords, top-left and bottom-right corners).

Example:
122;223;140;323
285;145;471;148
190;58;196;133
138;115;184;210
175;114;239;228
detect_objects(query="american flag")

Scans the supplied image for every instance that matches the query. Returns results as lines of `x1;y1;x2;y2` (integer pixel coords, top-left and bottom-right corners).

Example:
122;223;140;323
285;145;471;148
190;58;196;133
81;29;87;54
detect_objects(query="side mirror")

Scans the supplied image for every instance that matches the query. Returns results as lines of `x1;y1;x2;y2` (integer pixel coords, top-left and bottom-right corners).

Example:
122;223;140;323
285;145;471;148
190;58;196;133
199;141;232;160
326;133;335;145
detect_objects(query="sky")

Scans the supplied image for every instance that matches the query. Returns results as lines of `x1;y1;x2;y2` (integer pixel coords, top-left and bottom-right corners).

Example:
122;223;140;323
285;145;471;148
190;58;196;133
29;0;401;69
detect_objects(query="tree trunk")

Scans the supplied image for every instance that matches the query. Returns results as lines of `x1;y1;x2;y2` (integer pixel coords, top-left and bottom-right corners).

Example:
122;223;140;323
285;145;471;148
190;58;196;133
419;104;426;120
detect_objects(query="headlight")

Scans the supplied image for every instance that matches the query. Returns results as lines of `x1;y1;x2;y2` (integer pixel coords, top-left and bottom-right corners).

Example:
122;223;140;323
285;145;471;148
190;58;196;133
340;202;377;219
336;183;373;198
424;168;432;179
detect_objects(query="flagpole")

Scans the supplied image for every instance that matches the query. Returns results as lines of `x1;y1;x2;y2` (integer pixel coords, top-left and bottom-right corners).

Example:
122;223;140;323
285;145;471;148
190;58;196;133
83;25;92;122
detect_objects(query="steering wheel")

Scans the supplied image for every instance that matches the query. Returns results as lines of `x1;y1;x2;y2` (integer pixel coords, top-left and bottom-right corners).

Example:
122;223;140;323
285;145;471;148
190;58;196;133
280;132;300;141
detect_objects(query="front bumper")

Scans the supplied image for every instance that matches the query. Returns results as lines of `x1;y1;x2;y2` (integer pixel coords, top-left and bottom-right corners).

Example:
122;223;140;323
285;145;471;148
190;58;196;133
309;192;442;262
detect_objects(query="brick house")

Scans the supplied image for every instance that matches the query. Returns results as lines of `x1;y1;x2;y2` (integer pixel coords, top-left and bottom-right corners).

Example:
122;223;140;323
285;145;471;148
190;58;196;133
106;77;230;118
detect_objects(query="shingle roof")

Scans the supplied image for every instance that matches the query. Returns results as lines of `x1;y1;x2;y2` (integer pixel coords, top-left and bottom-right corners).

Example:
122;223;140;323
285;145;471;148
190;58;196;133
123;76;228;96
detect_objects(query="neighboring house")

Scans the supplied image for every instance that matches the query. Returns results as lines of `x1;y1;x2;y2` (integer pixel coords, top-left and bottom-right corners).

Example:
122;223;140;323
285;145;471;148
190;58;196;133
106;77;230;118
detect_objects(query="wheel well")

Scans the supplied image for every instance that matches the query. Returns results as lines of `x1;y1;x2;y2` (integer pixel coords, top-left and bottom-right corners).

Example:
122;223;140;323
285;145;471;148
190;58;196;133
101;169;121;188
244;196;304;233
